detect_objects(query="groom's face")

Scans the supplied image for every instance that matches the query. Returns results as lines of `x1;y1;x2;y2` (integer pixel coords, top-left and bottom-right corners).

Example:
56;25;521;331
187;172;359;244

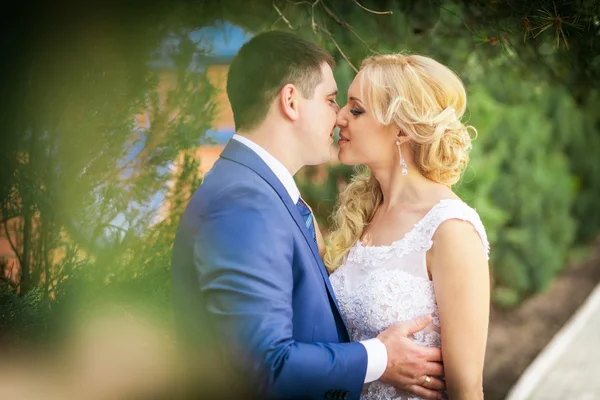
296;62;339;166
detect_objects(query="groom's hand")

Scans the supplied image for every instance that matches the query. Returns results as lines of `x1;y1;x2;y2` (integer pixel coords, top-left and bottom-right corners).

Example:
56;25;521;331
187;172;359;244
377;314;446;400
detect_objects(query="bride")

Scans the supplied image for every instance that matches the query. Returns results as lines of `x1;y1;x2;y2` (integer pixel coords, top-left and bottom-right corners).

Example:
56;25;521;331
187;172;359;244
325;54;490;400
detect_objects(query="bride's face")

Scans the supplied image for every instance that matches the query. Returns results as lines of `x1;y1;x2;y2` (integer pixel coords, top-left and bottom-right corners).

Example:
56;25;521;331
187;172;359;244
336;71;397;167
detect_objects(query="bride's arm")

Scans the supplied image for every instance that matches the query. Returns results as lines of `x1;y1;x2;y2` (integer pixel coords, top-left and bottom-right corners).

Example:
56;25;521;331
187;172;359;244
428;220;490;400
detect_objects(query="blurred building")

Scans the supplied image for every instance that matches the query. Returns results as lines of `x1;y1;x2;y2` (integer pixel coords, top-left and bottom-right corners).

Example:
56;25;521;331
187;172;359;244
189;23;250;174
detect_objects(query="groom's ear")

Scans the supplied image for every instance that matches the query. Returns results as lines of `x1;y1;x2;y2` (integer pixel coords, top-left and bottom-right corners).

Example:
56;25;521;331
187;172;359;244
279;84;300;122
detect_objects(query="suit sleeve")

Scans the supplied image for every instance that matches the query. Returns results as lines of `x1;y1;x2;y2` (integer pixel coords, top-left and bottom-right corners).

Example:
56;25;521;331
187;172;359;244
194;182;368;399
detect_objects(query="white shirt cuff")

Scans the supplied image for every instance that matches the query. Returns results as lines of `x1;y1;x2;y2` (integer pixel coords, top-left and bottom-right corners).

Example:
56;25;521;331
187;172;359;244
360;338;388;383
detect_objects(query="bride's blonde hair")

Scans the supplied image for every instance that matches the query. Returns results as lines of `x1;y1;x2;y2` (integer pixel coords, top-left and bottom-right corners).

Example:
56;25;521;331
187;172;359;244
324;54;477;271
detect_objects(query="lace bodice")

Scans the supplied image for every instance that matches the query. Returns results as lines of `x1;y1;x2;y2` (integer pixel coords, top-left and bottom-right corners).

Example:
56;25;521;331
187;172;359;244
329;199;489;400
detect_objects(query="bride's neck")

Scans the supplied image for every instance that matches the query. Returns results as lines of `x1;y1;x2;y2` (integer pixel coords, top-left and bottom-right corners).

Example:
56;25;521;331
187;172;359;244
370;163;432;211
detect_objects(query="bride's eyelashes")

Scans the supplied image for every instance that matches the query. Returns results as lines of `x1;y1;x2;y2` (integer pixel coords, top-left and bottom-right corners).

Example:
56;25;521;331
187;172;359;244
350;108;364;116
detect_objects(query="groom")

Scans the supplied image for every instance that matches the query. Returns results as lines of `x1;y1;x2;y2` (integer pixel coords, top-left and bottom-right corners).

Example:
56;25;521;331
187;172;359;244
171;31;445;400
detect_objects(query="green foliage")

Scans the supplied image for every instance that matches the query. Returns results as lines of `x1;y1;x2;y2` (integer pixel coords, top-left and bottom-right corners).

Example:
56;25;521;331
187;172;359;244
1;18;216;294
0;2;212;340
549;90;600;243
0;285;48;342
458;68;576;304
70;152;201;306
1;151;203;345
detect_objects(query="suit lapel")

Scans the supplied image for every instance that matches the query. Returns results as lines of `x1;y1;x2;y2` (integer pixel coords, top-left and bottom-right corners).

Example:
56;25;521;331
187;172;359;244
220;139;347;328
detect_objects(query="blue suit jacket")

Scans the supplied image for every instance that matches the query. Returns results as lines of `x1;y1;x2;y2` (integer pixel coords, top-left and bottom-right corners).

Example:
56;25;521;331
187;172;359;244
171;139;368;399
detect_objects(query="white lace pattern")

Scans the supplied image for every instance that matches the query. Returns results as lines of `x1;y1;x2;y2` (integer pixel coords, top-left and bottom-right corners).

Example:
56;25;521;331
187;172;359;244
329;199;489;400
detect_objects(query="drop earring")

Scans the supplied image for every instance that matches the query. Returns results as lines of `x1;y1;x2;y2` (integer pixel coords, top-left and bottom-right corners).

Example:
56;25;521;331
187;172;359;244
396;140;408;176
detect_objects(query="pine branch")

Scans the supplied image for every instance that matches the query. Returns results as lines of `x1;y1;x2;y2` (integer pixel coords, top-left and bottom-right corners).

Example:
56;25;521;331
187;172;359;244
352;0;392;15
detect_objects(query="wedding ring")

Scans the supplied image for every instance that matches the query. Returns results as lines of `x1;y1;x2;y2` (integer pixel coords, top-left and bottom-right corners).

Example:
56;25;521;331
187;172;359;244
424;375;432;387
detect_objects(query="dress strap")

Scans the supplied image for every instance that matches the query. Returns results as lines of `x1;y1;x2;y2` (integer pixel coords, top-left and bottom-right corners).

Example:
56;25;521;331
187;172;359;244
418;199;490;260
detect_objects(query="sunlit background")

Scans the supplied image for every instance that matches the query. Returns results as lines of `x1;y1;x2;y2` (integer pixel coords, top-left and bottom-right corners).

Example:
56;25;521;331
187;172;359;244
1;1;599;399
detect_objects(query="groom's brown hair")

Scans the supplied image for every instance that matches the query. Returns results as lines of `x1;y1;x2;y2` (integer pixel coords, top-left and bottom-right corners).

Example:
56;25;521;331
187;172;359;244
227;30;334;131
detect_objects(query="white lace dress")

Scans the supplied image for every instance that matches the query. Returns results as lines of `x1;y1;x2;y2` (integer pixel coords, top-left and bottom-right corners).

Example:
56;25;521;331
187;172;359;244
329;199;490;400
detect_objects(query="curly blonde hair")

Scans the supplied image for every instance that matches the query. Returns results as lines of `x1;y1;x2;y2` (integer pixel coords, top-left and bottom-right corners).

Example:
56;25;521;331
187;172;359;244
324;54;477;271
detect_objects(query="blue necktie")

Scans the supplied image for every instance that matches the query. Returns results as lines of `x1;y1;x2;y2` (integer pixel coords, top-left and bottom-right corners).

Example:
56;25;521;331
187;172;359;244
296;197;317;243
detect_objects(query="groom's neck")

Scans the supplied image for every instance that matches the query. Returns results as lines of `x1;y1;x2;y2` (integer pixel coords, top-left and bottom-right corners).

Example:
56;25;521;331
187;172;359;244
236;127;302;176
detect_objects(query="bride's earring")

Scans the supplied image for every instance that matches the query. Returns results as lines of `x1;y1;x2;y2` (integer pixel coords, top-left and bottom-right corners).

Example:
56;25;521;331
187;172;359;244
396;140;408;176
